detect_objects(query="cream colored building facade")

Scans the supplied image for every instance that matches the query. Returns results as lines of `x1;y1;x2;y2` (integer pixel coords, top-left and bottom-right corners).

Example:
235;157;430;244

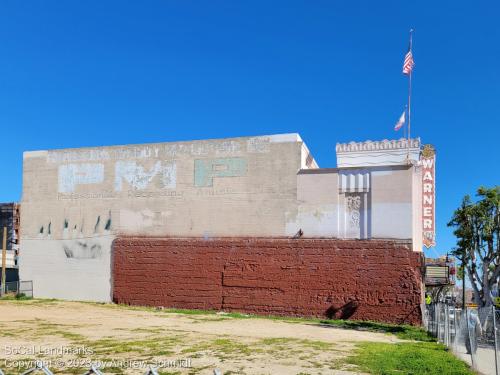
20;134;425;301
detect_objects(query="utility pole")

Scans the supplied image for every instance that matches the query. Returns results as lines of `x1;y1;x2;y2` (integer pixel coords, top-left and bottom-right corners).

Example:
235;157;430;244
1;227;6;297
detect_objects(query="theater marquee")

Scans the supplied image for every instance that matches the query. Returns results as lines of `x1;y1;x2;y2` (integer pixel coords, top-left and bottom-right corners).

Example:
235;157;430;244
421;145;436;248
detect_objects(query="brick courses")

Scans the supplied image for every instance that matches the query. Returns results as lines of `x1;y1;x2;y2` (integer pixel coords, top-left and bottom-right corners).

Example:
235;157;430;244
113;237;423;325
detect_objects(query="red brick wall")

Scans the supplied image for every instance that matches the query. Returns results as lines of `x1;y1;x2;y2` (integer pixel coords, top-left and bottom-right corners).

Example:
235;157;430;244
112;237;424;325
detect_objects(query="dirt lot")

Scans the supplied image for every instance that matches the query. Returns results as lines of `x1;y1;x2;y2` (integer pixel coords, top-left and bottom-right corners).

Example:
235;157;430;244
0;300;400;375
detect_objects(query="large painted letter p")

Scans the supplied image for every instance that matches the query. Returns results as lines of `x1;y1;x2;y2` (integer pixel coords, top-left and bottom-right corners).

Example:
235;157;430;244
194;157;247;187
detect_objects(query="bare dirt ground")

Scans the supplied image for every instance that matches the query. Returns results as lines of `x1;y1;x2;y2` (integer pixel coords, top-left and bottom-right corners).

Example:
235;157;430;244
0;300;400;375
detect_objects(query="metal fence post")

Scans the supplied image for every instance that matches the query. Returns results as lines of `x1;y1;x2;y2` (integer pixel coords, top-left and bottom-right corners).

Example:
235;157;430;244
444;304;450;347
448;304;453;347
437;303;441;340
493;305;499;375
466;308;476;369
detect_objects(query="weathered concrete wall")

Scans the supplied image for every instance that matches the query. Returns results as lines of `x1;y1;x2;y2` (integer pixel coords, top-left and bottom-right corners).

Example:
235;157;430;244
20;134;313;301
21;134;308;239
113;237;424;325
20;134;423;302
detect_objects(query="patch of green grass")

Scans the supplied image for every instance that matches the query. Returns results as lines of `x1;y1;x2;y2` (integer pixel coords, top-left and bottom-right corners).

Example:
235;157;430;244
129;327;165;334
83;336;181;356
0;293;32;301
188;316;230;323
318;319;435;342
0;296;56;303
300;339;334;351
0;319;86;341
187;365;214;375
260;337;335;351
346;341;473;375
260;337;296;345
33;321;86;341
181;337;254;359
223;370;245;375
212;338;253;355
157;307;218;315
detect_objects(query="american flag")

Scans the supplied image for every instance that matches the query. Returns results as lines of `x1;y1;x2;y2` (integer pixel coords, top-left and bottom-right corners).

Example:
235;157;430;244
403;45;414;75
394;110;405;131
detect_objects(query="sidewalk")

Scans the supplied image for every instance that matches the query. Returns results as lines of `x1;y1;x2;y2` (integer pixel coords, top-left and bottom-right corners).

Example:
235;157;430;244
453;342;497;375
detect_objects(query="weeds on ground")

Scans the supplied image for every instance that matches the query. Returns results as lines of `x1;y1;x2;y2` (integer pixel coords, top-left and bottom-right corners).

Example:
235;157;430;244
346;341;474;375
0;299;472;375
318;319;435;342
1;298;436;344
0;293;31;301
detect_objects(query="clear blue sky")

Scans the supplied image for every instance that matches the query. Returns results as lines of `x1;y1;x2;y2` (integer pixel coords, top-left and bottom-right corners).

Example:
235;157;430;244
1;1;498;257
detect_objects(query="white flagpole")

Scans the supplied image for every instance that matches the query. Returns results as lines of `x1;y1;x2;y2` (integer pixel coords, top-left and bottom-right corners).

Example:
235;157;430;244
407;29;414;161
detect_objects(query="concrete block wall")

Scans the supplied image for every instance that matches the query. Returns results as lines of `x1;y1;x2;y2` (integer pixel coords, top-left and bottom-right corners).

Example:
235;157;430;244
113;237;424;325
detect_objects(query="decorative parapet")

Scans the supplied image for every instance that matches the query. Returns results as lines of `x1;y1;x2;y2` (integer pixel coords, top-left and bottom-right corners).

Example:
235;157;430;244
336;138;420;153
336;138;422;168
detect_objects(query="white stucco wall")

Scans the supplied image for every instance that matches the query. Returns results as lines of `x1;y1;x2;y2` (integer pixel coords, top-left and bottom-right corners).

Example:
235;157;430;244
20;237;114;301
291;166;418;243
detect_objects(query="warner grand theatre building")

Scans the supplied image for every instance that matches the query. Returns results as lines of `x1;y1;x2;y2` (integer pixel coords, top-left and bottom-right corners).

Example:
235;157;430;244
19;134;436;324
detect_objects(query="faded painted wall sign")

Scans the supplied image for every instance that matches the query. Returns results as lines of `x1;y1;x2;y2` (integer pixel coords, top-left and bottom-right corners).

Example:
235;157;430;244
114;161;176;191
47;139;247;163
58;163;104;193
194;158;247;187
247;137;271;153
421;145;436;248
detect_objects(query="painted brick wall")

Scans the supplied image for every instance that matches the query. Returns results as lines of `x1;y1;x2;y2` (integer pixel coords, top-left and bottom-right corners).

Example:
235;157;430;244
112;237;424;325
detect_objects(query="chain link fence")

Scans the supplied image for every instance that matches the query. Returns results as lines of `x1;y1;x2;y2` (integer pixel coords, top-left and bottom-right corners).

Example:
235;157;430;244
426;302;500;375
0;280;33;297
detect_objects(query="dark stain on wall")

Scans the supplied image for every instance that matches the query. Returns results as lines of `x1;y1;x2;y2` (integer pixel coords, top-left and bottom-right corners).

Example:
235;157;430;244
112;237;424;325
63;240;102;259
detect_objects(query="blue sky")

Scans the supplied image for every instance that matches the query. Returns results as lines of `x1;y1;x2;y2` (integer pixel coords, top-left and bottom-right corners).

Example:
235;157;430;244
0;1;498;257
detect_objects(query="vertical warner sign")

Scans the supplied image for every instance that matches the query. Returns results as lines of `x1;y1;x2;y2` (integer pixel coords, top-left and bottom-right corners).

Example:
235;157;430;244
421;145;436;248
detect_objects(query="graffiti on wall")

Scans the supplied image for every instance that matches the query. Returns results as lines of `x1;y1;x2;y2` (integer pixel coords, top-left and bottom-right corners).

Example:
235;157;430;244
37;212;112;259
63;239;103;259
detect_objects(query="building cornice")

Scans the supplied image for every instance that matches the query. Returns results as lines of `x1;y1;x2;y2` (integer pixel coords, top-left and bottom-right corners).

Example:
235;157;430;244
336;138;421;153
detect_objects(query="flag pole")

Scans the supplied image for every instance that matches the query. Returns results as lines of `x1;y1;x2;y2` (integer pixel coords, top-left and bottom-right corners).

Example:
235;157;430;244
407;29;413;161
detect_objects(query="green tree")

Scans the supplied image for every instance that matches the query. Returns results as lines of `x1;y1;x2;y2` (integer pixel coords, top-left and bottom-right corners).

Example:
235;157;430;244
448;186;500;307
